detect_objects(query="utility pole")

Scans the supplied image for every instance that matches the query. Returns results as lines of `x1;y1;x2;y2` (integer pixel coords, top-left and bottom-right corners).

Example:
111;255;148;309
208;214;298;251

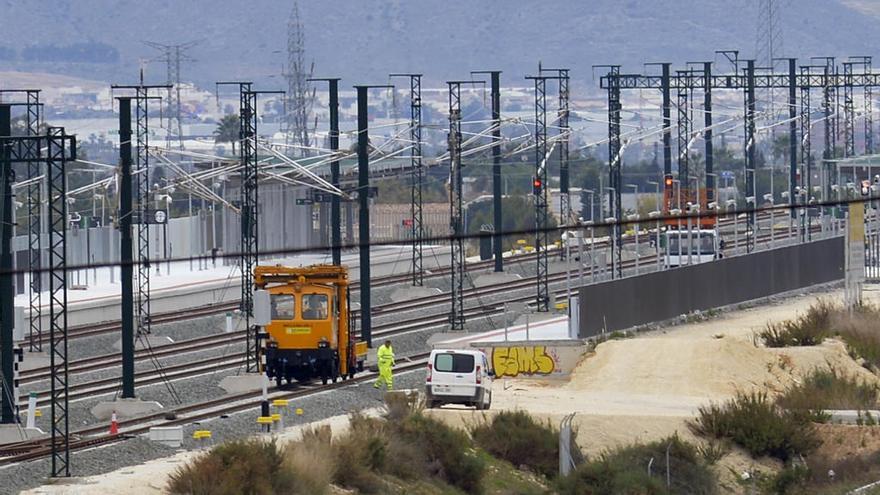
0;89;41;352
283;1;315;156
217;81;283;372
701;62;715;207
144;40;198;149
111;78;171;341
46;126;75;477
527;70;563;311
308;78;342;265
850;56;874;154
755;0;784;130
471;70;504;272
843;62;856;158
118;98;136;399
354;84;393;346
390;73;424;285
594;64;623;278
0;118;75;476
0;104;13;425
782;58;798;221
446;80;483;328
744;60;757;252
540;67;572;225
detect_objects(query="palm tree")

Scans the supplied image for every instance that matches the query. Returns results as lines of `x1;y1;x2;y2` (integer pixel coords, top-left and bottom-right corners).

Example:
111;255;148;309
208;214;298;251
213;114;240;154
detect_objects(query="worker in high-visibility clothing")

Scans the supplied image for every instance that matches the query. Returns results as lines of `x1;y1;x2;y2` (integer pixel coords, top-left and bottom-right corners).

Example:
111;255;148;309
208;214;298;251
374;340;395;390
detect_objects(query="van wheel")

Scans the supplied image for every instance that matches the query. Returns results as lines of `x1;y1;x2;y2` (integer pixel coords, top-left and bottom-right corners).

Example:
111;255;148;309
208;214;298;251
474;391;486;410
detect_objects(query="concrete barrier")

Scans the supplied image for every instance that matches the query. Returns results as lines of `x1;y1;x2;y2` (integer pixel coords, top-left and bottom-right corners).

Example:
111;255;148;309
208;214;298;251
468;340;587;379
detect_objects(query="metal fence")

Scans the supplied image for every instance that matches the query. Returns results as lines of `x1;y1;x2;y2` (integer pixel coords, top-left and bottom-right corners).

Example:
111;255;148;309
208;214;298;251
577;236;845;338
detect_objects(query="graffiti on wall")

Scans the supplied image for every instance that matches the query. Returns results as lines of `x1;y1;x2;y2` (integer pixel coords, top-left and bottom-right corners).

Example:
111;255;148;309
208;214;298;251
491;346;557;377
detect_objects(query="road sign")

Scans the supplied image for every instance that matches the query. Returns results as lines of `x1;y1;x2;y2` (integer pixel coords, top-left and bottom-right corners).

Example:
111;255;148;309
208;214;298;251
296;198;314;206
313;193;334;203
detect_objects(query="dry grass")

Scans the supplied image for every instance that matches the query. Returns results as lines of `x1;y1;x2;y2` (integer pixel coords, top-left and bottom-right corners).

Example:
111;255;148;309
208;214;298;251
777;367;879;414
833;304;880;372
285;426;336;495
688;392;820;462
167;438;299;495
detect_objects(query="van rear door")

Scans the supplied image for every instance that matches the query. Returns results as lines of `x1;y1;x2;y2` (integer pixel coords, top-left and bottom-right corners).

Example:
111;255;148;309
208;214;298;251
431;352;476;397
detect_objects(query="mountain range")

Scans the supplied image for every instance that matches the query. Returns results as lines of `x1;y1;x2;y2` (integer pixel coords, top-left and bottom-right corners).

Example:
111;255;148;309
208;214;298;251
1;0;879;90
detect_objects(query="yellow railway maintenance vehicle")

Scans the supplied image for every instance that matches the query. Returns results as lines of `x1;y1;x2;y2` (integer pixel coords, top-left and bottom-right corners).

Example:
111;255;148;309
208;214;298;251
254;264;367;386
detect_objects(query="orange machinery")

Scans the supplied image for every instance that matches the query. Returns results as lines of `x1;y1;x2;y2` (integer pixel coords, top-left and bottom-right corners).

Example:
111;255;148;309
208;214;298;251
254;264;367;386
662;174;717;228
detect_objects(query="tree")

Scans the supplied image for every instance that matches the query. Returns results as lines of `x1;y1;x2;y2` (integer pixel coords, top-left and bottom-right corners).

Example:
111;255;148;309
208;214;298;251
213;114;240;154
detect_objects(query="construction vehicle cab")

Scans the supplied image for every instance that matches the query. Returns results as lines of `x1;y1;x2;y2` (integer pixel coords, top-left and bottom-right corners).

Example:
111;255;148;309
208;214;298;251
661;174;720;268
254;264;367;386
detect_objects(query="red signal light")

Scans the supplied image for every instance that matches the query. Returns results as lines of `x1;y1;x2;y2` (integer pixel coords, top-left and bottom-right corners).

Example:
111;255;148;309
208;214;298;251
533;177;543;195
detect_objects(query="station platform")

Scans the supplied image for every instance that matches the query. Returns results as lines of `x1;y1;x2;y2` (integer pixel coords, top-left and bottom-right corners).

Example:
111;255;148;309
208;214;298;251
15;245;449;332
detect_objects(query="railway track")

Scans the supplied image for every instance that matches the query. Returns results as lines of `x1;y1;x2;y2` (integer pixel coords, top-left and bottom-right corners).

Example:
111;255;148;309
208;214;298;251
22;301;510;409
22;210;774;347
0;222;820;463
0;355;435;464
19;219;814;390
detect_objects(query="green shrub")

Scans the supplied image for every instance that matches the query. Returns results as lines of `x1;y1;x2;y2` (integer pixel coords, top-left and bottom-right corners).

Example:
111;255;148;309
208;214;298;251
835;308;880;371
777;367;879;414
470;410;562;478
555;434;717;495
332;413;388;493
695;439;730;465
334;409;484;493
688;392;820;461
168;438;300;495
762;463;809;495
759;300;833;347
398;413;485;494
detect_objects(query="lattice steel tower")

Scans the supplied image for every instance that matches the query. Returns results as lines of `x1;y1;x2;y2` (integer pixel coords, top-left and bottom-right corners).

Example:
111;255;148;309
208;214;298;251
283;1;315;156
145;41;198;149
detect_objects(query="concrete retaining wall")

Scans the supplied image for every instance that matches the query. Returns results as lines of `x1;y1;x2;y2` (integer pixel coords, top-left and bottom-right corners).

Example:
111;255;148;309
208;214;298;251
469;340;587;379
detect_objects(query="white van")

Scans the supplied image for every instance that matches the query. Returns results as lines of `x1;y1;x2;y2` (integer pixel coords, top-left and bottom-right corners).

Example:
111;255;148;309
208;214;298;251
425;349;493;410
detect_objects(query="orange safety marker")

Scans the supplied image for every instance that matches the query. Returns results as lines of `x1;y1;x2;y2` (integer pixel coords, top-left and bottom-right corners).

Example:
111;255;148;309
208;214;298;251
109;411;119;435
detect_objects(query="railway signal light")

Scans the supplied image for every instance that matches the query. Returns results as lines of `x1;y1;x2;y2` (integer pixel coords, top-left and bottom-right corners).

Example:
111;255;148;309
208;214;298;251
533;177;543;195
664;175;673;188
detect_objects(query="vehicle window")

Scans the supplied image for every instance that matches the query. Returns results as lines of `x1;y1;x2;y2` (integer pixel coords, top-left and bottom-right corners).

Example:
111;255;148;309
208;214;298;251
271;294;295;320
302;293;329;320
699;233;715;253
668;234;681;255
434;353;475;373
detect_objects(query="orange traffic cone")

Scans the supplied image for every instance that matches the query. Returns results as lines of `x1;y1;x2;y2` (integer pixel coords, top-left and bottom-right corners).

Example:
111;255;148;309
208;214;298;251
109;411;119;435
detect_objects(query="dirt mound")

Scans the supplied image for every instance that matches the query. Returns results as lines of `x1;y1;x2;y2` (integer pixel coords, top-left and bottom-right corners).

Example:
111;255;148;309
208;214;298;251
566;332;878;402
567;336;777;400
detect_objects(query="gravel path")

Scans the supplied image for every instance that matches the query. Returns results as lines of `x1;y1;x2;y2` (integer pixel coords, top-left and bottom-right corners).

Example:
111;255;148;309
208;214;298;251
1;369;425;495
